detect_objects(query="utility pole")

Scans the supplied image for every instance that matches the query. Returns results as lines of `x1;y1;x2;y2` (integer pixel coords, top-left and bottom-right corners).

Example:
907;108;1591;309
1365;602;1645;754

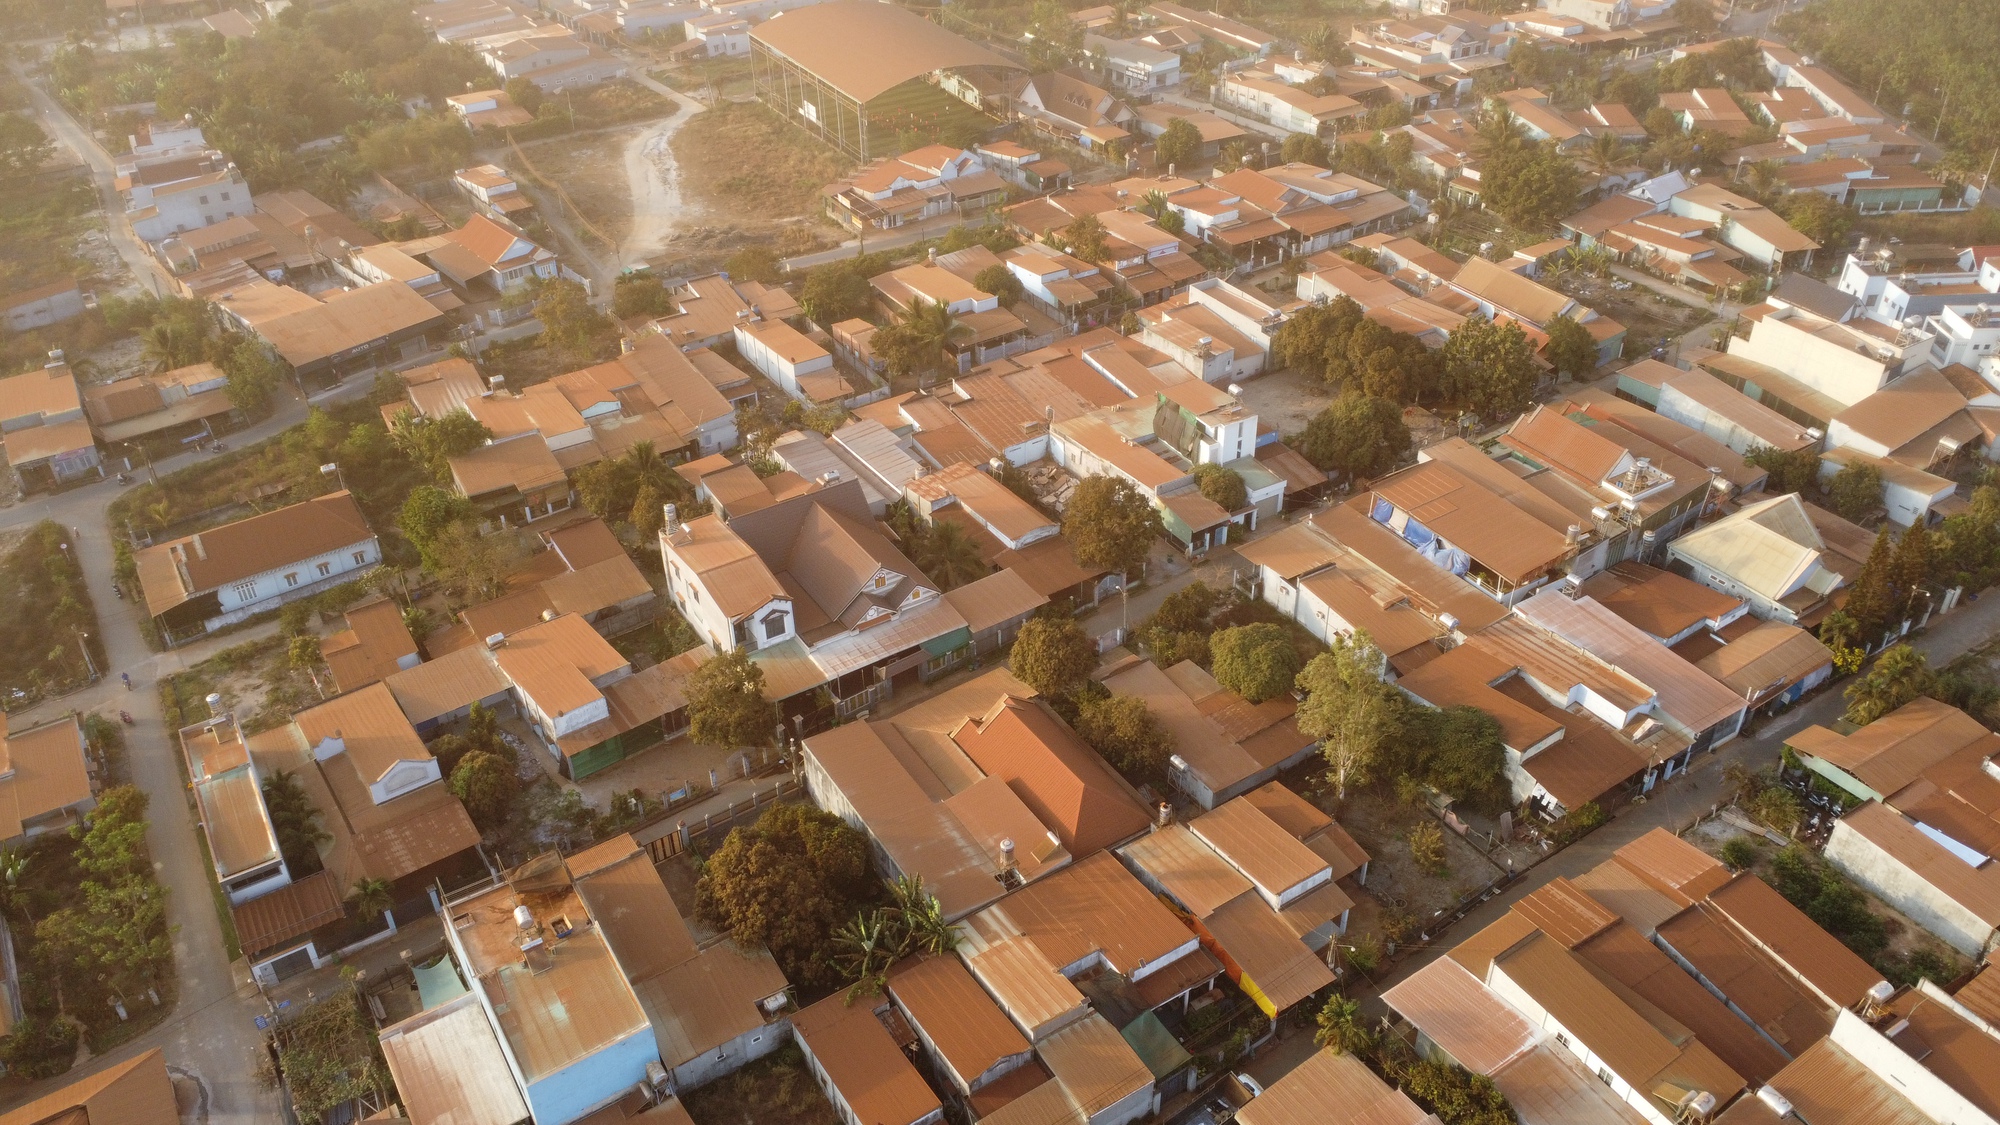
74;628;97;682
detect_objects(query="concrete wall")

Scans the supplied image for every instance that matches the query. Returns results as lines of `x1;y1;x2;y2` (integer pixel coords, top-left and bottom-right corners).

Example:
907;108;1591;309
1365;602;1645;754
668;1018;790;1094
1824;818;1994;956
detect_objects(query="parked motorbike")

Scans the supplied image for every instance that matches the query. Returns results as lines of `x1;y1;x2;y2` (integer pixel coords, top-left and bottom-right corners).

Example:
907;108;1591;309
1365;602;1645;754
118;711;132;725
111;581;123;599
114;472;130;485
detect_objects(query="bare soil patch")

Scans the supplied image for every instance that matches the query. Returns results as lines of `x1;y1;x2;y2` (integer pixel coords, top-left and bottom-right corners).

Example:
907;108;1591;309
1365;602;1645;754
1330;787;1503;943
672;102;855;224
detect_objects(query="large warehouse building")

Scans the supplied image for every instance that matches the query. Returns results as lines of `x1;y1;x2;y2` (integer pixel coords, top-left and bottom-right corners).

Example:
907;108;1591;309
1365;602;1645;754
750;0;1023;161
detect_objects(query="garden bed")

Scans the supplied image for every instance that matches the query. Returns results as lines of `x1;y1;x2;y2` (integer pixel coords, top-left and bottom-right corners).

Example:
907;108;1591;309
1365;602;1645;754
0;522;105;707
681;1043;839;1125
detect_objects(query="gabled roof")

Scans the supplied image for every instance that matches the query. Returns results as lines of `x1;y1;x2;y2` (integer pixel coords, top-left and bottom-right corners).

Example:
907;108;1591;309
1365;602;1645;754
1450;255;1573;325
137;490;376;616
950;696;1151;856
1666;493;1834;604
1516;588;1746;737
750;0;1015;103
0;1048;177;1125
1787;696;1993;798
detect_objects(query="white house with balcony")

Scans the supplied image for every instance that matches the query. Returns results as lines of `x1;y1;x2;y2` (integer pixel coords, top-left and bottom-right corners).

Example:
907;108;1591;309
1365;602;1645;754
135;491;381;642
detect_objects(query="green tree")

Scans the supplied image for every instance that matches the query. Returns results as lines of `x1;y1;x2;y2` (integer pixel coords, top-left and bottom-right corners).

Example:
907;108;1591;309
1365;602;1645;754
533;278;616;359
288;633;323;673
871;298;958;383
1844;643;1937;725
424;521;516;604
357;113;472;178
1193;463;1247;511
1075;694;1174;783
725;245;783;283
1209;623;1300;703
1297;633;1410;799
1745;444;1820;494
398;485;477;564
1934;484;2000;587
1777;190;1852;247
1768;844;1885;959
973;263;1024;308
0;112;53;182
449;750;518;829
1541;314;1597;380
686;648;779;750
1137;581;1218;668
1720;836;1759;871
912;519;988;591
349;876;394;919
1297;393;1412;481
1399;1059;1517;1125
262;769;329;877
696;803;873;987
503;75;545;115
1419;705;1508;809
1064;475;1161;582
1842;527;1897;641
1281;132;1331;167
800;260;875;325
1481;142;1579;228
1054;213;1108;263
611;273;674;319
1314;996;1375;1055
390;408;492;483
1155;117;1203;171
1025;0;1084;72
1889;522;1932;620
1441;316;1538;416
1009;616;1098;701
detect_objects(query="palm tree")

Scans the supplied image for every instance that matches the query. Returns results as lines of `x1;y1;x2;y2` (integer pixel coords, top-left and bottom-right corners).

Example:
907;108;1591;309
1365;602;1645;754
1314;995;1376;1055
1745;159;1786;201
351;877;394;921
888;876;958;956
918;521;988;591
897;298;959;386
140;321;195;373
1472;107;1526;160
1583;132;1625;176
1141;189;1172;219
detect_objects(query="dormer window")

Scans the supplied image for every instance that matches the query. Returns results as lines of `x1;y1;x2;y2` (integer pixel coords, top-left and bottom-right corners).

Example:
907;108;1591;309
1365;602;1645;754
763;610;788;640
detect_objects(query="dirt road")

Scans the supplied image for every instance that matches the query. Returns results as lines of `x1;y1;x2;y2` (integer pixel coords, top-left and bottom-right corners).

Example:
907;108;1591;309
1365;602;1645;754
623;117;694;266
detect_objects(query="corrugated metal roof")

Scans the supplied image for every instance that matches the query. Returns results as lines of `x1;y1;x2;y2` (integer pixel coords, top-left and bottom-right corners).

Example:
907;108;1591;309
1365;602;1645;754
1119;824;1252;919
378;993;532;1125
887;954;1031;1089
1237;1048;1434;1125
1190;798;1330;902
1701;875;1884;1010
793;991;942;1125
1611;829;1732;907
1789;697;1992;799
1574;920;1790;1085
1382;957;1537;1074
943;568;1048;635
1491;1041;1652;1125
1036;1013;1154;1120
1712;1037;1928;1125
1516;589;1746;736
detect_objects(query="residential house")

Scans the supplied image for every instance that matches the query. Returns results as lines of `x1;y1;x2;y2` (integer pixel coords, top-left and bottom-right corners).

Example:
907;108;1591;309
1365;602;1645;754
823;146;1009;234
453;163;534;221
1387;829;1887;1125
0;713;96;846
434;213;559;293
322;595;422;694
1216;68;1364;137
650;272;800;349
135;491;380;642
1118;785;1366;1017
479;26;628;90
794;991;945;1125
870;252;1032;370
0;1049;177;1125
734;316;847;404
1085;33;1180;90
1614;358;1819;457
1;279;85;333
884;954;1038;1111
800;686;1097;921
1668;184;1821;271
1667;493;1865;627
1002;241;1116;329
446;88;537;128
82;361;236;449
977;140;1071;194
1447;256;1627;365
1235;500;1504;669
1101;655;1319;809
426;849;670;1123
955;850;1219;1084
1130;104;1242;164
1015;72;1134;151
1659;88;1756;137
0;358;98;489
125;155;253;242
428;518;657;657
681;11;750;55
1236;1049;1432;1125
1146;2;1275;53
215;279;446;388
658;478;971;716
184;682;483;983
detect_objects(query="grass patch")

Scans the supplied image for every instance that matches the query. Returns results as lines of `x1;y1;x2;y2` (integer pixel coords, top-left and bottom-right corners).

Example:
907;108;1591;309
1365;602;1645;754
0;522;105;706
671;102;855;222
681;1042;840;1125
0;179;94;295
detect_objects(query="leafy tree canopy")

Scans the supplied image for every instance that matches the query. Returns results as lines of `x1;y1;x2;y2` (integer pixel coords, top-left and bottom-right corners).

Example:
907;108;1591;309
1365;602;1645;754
1009;616;1097;701
1210;623;1300;703
686;648;779;750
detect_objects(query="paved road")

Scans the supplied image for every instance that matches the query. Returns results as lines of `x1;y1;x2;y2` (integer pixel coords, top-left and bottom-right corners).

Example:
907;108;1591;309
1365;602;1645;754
1348;588;2000;1018
9;60;170;299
